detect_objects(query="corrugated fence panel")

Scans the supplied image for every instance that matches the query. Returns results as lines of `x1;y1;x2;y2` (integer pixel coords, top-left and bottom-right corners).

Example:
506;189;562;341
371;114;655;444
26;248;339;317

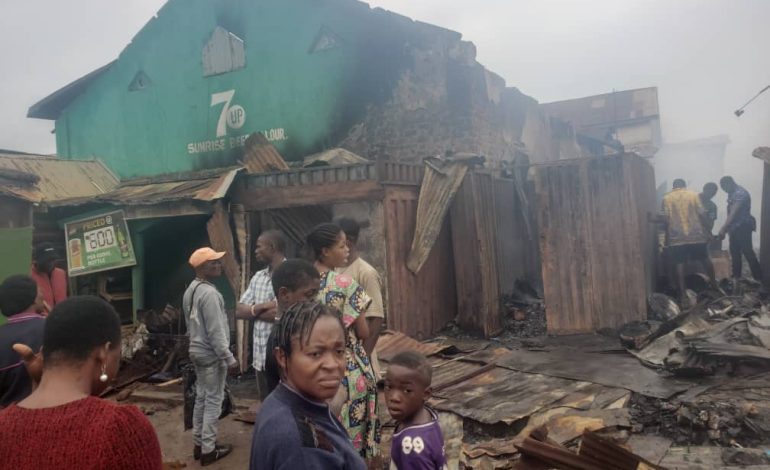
384;187;456;339
494;177;541;294
538;161;595;334
450;173;502;337
535;154;656;334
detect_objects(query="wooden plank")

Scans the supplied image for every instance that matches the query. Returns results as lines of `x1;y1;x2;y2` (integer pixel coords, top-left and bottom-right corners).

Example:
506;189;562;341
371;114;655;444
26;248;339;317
206;201;240;297
123;201;212;219
235;179;384;210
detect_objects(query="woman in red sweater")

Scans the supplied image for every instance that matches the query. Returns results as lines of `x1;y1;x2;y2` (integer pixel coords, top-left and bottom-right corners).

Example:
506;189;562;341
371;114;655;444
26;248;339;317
0;296;162;469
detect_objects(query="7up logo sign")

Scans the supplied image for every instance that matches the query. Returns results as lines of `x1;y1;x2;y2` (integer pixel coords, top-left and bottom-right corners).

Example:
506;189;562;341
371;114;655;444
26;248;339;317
186;90;286;155
210;90;246;138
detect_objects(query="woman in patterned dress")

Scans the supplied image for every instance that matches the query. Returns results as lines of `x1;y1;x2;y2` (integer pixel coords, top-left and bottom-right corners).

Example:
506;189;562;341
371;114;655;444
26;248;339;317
306;223;381;459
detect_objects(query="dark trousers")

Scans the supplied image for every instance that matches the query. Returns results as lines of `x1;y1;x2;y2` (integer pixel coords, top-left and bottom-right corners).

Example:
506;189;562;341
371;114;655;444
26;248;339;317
255;370;271;402
729;224;762;280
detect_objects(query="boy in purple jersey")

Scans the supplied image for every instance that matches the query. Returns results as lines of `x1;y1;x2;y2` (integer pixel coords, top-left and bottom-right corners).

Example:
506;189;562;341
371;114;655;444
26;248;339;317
384;351;448;470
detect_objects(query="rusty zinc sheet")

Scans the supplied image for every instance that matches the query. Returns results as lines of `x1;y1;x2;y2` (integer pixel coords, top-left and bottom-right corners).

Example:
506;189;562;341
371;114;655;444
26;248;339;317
432;366;592;425
534;154;656;334
207;201;241;298
51;167;240;206
303;148;368;167
240;133;289;174
383;187;457;339
267;206;332;247
374;330;449;361
0;152;118;203
406;158;469;274
494;176;541;292
493;347;696;399
450;171;502;337
233;204;251;373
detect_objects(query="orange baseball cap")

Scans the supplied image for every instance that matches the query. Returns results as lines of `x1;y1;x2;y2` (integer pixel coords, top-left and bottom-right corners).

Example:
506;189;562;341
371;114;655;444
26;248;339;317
189;247;226;268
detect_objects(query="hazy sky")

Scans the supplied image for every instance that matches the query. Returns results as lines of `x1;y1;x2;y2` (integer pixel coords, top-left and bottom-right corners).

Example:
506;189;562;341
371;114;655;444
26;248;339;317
2;0;769;189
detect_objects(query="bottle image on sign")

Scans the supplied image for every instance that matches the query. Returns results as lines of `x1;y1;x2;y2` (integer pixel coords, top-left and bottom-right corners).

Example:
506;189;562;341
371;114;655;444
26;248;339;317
69;239;83;269
116;225;130;258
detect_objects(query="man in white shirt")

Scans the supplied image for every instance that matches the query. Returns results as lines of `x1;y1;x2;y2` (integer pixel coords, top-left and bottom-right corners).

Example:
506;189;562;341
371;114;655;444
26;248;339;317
236;230;286;400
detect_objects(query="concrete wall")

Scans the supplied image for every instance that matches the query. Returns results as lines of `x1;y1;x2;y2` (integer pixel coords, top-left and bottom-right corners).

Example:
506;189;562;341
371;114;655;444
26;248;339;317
339;44;582;166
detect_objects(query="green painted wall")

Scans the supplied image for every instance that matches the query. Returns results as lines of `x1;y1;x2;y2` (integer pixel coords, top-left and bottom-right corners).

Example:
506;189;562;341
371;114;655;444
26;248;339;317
55;0;420;178
0;227;34;325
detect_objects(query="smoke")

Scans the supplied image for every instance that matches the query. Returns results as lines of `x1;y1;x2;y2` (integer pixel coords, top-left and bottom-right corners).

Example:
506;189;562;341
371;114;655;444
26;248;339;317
369;0;770;229
2;0;768;208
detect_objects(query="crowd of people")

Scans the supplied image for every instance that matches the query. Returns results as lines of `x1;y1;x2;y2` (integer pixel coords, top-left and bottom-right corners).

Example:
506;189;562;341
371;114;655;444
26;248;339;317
5;179;757;468
0;219;448;469
661;175;762;305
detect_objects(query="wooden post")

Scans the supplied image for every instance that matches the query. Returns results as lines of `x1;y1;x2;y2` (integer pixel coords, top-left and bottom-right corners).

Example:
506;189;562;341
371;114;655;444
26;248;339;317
761;163;770;287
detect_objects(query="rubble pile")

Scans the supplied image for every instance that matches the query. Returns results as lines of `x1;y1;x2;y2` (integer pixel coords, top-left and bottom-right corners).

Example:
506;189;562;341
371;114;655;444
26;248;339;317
625;281;770;377
621;279;770;452
109;304;189;394
501;281;547;339
630;393;770;448
514;427;665;470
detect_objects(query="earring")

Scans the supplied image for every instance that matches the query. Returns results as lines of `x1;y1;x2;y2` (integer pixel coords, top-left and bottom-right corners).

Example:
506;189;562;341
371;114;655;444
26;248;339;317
99;365;108;383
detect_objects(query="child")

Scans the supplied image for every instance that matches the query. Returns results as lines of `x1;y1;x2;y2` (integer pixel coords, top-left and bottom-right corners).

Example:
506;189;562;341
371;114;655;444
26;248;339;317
384;351;448;470
263;259;321;394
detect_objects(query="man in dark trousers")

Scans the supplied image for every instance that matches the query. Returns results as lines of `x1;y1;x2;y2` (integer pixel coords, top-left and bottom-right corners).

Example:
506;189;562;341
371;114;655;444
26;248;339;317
718;176;762;281
661;179;720;305
0;275;45;408
235;230;286;401
700;182;720;251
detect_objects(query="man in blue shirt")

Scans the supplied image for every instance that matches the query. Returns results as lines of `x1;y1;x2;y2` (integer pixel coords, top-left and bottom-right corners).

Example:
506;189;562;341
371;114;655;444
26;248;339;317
718;176;762;281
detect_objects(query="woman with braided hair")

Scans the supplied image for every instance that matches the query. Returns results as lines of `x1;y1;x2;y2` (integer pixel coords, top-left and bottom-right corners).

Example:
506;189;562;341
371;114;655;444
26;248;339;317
249;301;365;470
305;223;380;460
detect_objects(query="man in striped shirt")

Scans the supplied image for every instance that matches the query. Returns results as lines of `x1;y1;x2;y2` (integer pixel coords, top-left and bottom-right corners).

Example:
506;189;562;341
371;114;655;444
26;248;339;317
236;230;286;400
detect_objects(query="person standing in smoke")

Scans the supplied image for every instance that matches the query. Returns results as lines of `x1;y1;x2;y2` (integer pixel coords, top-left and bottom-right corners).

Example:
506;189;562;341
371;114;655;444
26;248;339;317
718;176;762;282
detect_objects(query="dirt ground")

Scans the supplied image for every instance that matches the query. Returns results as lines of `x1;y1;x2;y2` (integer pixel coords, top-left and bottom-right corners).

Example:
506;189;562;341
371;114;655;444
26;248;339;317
136;400;254;469
126;382;394;469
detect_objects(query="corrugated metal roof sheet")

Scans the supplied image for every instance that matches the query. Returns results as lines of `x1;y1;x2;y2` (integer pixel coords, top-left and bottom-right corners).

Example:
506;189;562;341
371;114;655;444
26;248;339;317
51;167;241;207
0;152;118;203
375;330;449;361
432;366;592;425
406;158;470;274
303;148;369;167
240;133;289;174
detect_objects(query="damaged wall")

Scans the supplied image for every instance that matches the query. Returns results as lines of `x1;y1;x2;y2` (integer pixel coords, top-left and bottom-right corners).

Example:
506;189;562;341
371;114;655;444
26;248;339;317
340;43;584;166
